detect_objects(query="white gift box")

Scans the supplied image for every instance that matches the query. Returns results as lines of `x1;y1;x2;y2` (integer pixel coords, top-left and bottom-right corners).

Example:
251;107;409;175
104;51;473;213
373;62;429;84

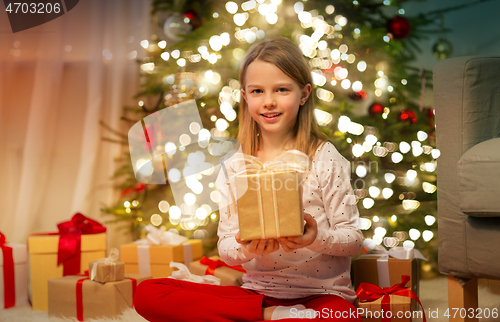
0;243;29;309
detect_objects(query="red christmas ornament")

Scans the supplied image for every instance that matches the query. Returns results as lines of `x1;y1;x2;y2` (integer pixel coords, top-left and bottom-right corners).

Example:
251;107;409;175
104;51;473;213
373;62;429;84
348;90;367;101
369;103;384;116
184;9;201;29
387;15;411;39
398;110;417;124
425;107;435;119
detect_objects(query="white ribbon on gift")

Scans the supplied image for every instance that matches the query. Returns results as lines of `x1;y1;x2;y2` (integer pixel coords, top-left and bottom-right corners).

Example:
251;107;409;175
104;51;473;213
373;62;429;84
168;262;220;285
134;225;194;275
359;245;427;287
90;248;120;282
221;150;310;239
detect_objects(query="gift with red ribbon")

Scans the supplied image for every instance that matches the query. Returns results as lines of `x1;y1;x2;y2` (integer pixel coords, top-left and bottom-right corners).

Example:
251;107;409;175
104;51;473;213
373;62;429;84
0;232;29;309
356;275;426;322
189;256;246;286
353;252;420;299
29;213;107;311
56;213;107;276
48;273;150;321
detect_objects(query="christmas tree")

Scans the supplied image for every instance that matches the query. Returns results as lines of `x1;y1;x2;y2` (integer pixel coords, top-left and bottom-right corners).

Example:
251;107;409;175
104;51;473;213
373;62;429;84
102;0;480;272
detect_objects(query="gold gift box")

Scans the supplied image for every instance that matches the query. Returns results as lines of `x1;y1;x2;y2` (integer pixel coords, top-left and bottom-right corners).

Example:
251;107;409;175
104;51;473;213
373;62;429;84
189;256;245;286
120;239;203;278
28;233;106;311
236;171;304;241
48;274;150;320
89;260;125;283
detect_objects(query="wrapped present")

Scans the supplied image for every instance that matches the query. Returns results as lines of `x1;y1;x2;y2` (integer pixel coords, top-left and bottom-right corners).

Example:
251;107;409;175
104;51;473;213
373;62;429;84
189;256;246;286
0;232;29;309
224;150;309;241
352;246;426;302
48;273;150;321
356;275;427;322
121;225;203;278
28;213;107;311
89;248;124;283
169;262;220;285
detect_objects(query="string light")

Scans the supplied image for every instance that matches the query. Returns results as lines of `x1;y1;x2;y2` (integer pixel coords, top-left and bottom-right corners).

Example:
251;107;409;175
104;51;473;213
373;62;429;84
120;0;441;244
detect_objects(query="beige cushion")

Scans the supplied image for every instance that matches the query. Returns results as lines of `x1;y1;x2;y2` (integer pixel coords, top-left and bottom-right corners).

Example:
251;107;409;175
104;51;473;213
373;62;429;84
459;137;500;217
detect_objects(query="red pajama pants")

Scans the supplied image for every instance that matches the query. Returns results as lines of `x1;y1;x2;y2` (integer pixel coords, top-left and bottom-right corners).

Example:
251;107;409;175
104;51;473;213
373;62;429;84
134;278;361;322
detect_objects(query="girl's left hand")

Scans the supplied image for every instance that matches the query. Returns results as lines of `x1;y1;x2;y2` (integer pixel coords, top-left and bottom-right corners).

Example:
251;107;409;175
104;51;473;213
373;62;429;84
279;213;318;252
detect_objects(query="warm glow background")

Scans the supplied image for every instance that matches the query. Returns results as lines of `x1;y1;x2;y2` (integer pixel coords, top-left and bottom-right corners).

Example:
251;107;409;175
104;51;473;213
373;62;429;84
0;1;151;248
1;0;499;248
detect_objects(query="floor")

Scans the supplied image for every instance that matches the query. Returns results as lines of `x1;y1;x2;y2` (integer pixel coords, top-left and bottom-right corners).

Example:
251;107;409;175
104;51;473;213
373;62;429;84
1;274;500;321
415;275;500;322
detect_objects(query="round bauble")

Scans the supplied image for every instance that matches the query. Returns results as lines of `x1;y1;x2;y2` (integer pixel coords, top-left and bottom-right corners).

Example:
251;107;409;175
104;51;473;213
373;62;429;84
433;38;453;60
163;12;193;42
369;102;384;116
387;15;411;39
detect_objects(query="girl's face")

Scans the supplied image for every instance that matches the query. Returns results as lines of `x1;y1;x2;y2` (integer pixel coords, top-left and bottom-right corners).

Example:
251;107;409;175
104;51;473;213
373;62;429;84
241;60;310;139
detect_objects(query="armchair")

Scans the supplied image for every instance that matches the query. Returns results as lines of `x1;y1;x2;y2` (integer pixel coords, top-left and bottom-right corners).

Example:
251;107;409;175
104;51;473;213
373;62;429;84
434;56;500;321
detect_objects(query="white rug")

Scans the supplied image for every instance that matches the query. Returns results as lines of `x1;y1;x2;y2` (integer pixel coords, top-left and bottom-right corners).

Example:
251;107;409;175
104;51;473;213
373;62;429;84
1;276;499;321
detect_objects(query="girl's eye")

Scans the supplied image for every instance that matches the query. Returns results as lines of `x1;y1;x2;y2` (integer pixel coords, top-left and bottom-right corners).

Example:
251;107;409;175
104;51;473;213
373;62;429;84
252;89;262;94
278;88;288;92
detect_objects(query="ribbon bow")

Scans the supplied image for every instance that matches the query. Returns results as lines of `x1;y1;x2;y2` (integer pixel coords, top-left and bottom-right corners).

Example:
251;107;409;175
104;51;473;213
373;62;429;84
368;245;427;261
226;149;310;176
199;256;246;275
222;150;310;218
169;262;221;285
0;232;15;308
90;248;120;282
57;213;106;276
356;275;426;322
134;224;188;246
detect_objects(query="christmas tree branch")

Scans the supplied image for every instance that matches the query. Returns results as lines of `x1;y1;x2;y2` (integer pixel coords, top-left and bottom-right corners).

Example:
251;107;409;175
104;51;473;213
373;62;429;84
425;0;499;18
99;120;128;140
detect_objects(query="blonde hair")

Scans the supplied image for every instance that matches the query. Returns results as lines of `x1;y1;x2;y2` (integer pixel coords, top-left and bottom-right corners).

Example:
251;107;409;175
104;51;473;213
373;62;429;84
236;37;329;161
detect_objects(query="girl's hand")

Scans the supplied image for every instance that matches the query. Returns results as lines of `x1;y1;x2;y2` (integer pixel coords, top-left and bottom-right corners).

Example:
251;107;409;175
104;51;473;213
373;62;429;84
279;213;318;252
235;231;280;255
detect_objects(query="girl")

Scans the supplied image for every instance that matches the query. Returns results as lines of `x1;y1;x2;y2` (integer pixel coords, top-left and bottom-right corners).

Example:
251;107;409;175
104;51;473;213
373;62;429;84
135;37;363;322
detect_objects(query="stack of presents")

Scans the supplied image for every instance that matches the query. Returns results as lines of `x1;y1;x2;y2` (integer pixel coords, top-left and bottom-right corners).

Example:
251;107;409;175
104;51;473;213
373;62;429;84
1;157;427;321
0;213;245;320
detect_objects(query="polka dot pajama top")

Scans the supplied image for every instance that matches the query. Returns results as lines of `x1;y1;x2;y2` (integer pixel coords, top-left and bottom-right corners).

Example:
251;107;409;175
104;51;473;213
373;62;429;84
216;141;364;304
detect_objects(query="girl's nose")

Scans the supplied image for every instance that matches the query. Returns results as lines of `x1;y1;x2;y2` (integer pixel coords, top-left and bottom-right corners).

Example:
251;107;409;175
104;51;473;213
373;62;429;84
263;94;276;108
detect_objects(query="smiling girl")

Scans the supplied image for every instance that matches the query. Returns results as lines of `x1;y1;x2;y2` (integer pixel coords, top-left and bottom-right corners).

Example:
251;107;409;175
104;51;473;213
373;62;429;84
135;37;363;322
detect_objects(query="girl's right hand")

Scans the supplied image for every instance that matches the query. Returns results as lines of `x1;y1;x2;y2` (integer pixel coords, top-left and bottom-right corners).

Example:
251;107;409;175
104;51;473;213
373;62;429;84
235;231;280;255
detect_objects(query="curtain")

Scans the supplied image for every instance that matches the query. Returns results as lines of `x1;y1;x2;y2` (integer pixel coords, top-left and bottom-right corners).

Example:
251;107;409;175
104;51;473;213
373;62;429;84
0;0;151;248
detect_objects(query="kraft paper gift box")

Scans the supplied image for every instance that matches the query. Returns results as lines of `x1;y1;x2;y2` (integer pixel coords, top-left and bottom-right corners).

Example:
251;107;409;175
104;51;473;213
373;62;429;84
352;255;419;302
235;170;304;241
358;294;412;322
1;233;29;309
89;249;125;284
28;213;107;311
121;239;203;278
189;256;245;286
356;275;425;322
48;273;150;321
